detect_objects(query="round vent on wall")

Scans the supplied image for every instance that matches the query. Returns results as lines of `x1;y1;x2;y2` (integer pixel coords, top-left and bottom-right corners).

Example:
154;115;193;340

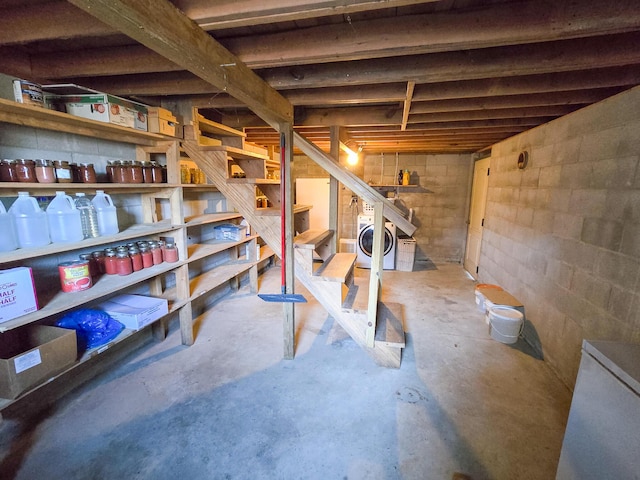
517;151;529;170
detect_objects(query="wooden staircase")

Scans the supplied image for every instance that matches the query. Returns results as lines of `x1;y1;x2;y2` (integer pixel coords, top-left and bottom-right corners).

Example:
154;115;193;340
181;121;413;368
293;230;405;367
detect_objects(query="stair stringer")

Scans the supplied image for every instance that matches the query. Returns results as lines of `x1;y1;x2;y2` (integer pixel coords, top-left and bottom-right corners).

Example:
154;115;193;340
184;140;401;368
293;249;402;368
183;140;282;253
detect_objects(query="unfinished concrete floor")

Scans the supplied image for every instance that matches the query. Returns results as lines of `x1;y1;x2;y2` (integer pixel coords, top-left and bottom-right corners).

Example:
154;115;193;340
0;263;572;479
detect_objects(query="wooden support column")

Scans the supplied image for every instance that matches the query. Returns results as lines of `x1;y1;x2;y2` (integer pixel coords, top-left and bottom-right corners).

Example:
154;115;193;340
366;201;384;347
282;123;296;359
328;126;342;253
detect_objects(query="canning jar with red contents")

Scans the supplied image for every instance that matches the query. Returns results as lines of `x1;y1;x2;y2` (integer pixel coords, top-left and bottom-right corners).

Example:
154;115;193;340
15;159;36;183
149;241;163;265
130;161;144;184
150;161;163;183
140;246;153;268
104;250;118;275
0;160;17;182
92;250;106;274
164;242;179;263
80;163;97;183
115;251;133;276
35;159;56;183
128;247;143;272
79;253;98;278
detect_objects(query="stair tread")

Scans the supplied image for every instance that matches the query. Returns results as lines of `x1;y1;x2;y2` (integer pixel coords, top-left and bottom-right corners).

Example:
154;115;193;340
294;229;334;250
374;301;405;348
254;204;312;216
314;253;356;282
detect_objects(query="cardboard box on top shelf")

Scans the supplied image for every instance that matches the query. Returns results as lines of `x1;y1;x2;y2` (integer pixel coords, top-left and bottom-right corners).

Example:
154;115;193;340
43;84;148;131
147;107;178;136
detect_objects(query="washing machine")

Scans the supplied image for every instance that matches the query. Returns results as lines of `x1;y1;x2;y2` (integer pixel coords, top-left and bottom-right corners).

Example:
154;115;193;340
356;214;396;269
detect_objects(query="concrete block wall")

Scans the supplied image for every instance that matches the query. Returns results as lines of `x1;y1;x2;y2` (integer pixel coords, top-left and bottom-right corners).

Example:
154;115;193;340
293;151;473;262
363;153;473;262
479;86;640;388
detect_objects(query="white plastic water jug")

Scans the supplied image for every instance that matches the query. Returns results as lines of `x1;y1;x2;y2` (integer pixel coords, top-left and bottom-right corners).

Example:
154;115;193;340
91;190;119;236
46;191;84;243
9;192;50;248
0;201;18;251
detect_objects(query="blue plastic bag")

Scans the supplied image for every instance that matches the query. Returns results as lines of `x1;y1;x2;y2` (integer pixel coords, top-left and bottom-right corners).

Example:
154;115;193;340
55;309;124;352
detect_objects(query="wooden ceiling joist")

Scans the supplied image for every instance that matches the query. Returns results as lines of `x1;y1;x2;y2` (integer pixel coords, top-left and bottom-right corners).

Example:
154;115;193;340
401;81;415;131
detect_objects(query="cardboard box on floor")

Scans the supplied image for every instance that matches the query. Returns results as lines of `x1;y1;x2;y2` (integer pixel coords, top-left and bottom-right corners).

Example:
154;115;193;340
0;325;77;399
95;294;168;331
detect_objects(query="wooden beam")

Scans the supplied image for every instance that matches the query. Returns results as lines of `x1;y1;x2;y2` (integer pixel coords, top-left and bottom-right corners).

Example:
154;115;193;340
259;33;640;89
329;126;342;253
0;0;439;44
182;0;440;31
401;81;415;131
411;66;640;102
408;88;625;114
366;202;384;347
408;105;581;124
218;0;640;68
66;0;293;129
220;104;575;128
282;124;296;360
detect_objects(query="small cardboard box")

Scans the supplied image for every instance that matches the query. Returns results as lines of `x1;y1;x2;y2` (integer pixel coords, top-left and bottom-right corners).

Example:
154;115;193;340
95;294;168;331
0;325;77;399
13;80;44;107
0;267;39;325
43;84;148;131
147;106;178;136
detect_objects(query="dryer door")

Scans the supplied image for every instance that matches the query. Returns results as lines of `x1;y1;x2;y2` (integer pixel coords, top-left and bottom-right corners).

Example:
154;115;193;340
357;224;394;257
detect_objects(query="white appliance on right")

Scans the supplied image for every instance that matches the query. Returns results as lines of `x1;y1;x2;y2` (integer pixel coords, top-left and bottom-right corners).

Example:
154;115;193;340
356;214;396;269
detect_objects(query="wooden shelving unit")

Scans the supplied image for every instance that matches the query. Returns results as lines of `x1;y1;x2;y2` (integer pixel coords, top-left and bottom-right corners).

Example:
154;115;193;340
0;100;276;413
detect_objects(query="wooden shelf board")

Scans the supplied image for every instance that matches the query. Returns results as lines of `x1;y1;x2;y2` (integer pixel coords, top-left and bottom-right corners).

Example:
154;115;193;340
259;245;276;262
184;212;242;227
198;145;269;161
0;221;177;263
187;235;257;263
0;182;180;196
0;297;187;409
0;98;165;146
266;160;280;169
180;184;218;191
226;178;280;185
189;261;255;298
0;260;184;332
197;115;246;138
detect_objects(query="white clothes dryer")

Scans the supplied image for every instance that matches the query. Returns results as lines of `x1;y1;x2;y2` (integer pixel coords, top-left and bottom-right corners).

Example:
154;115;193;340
356;214;396;269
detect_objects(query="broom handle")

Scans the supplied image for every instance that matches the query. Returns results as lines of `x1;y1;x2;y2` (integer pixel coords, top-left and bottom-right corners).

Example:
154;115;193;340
280;132;286;294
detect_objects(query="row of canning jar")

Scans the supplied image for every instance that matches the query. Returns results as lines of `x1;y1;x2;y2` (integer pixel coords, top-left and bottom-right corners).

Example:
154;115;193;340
106;160;166;184
80;240;179;278
60;240;180;292
0;159;95;184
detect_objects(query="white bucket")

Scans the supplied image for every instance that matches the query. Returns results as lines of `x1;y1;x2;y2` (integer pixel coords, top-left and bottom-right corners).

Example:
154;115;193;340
488;306;524;344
